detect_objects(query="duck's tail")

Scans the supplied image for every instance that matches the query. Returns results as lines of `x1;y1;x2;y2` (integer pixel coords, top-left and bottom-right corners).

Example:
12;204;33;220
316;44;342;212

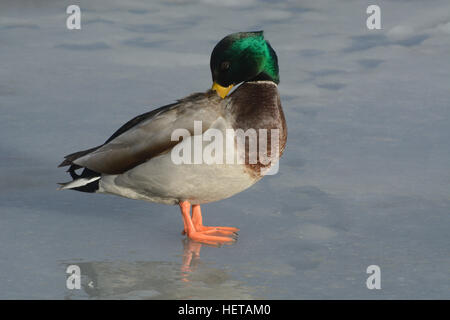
58;175;101;191
58;146;102;193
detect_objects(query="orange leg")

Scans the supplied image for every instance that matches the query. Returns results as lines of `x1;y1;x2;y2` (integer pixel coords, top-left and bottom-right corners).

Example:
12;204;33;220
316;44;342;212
179;201;237;246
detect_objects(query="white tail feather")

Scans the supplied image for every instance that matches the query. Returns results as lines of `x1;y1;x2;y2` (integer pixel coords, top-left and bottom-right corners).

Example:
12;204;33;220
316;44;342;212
58;176;101;190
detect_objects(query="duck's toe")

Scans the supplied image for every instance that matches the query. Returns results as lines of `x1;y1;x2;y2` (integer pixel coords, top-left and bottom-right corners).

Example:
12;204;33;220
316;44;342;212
188;231;236;246
195;225;239;234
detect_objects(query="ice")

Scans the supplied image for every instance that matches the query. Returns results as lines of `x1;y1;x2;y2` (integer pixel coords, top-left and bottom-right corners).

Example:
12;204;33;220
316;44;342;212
0;0;449;299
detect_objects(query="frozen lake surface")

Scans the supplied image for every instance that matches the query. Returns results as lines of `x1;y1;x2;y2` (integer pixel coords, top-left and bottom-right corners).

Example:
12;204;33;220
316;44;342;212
0;0;449;299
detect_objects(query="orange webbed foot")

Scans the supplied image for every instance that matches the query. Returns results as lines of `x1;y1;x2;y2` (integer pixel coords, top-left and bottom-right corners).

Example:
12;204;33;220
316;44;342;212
191;204;238;241
179;202;238;246
188;231;236;246
195;225;239;236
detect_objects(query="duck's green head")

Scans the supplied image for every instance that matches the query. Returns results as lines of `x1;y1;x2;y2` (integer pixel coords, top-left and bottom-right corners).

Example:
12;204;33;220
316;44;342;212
210;31;279;98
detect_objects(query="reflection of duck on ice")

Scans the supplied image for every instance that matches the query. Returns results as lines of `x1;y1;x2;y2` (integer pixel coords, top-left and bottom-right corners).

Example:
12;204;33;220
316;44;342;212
64;240;255;299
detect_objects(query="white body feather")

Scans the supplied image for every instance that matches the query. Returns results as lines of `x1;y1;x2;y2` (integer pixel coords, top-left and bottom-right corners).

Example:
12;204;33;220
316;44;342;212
97;117;258;204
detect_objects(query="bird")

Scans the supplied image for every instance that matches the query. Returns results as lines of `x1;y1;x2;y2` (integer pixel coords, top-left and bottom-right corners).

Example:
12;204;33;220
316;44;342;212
58;31;287;246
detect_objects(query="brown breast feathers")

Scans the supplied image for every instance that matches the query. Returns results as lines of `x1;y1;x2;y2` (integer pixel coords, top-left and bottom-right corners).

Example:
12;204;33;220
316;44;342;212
227;81;287;178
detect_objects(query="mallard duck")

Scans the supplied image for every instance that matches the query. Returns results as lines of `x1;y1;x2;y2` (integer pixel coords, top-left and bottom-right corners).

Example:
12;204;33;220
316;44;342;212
58;31;287;245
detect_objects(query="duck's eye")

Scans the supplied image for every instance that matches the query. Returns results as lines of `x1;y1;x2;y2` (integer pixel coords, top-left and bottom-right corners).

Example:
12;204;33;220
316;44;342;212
220;61;230;71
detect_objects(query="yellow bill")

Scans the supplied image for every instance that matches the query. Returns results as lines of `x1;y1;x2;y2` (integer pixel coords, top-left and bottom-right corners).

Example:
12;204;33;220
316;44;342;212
212;82;233;99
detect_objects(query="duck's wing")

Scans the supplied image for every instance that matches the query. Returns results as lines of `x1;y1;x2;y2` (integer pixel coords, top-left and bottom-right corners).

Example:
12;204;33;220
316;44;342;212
59;91;222;175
